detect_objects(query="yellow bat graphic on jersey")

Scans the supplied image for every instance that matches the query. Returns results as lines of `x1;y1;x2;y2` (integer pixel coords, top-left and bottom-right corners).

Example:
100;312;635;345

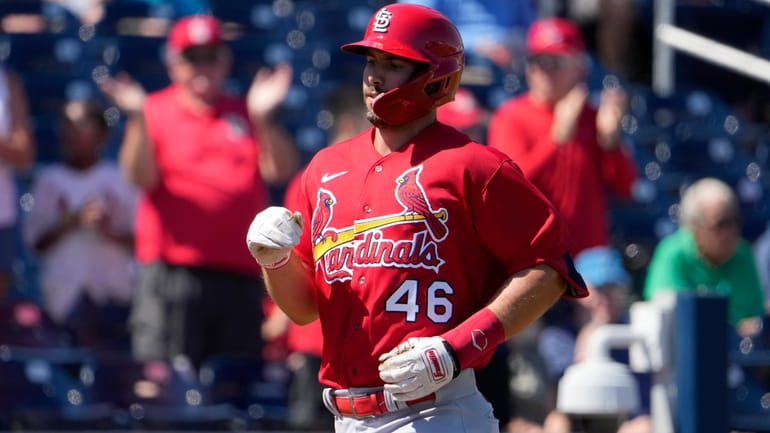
312;210;447;260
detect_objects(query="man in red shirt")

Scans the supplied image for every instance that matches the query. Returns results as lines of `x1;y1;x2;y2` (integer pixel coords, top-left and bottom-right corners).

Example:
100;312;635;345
99;15;298;368
247;4;587;432
488;17;638;255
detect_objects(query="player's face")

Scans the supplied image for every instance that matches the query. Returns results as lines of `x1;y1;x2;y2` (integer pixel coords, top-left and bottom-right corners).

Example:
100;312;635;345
362;48;423;126
526;54;586;104
167;45;232;104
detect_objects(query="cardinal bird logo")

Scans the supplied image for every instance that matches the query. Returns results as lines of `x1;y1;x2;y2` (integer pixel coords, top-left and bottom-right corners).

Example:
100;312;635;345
312;189;337;244
395;166;448;241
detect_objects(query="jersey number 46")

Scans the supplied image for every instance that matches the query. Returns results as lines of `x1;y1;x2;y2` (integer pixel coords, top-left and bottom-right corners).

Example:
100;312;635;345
385;279;454;324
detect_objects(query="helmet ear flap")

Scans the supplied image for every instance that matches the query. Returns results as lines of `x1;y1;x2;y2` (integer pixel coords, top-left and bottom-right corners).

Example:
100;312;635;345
372;69;435;126
426;68;462;105
371;67;463;126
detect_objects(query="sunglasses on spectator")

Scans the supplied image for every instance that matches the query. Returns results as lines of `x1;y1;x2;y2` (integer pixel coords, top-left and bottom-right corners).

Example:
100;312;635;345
182;47;226;65
699;214;741;232
528;54;579;71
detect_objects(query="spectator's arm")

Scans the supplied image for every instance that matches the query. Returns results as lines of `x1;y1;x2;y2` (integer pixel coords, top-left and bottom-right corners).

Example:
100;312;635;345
0;71;35;168
99;73;158;190
247;63;299;185
118;112;158;190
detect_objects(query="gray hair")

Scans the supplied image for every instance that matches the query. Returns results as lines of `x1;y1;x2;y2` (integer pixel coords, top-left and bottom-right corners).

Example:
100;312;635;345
678;177;738;228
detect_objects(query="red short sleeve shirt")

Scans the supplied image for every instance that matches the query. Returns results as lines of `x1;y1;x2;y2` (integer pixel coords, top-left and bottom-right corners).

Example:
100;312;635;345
139;86;269;275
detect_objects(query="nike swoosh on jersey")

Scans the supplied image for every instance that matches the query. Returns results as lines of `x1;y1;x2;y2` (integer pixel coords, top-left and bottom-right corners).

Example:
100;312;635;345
321;171;349;183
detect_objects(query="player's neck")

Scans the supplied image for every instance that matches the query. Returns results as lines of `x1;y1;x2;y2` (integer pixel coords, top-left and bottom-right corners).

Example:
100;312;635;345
373;114;435;156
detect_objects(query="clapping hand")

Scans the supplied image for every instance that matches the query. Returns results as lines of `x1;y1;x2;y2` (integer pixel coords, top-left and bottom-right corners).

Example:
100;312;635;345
551;83;588;145
596;86;627;150
247;63;293;121
98;72;147;116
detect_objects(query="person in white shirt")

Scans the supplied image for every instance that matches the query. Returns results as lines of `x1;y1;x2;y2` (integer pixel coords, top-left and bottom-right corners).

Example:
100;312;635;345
23;99;138;351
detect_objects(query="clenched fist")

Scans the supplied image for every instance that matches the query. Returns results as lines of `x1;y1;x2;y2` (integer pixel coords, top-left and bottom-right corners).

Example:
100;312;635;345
378;336;458;401
246;206;303;269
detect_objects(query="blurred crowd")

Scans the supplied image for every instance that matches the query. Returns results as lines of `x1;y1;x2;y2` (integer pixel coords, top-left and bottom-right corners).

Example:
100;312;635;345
2;0;770;432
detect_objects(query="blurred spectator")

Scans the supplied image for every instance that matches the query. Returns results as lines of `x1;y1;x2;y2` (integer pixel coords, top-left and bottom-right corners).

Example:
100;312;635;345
436;87;488;143
540;0;642;80
23;99;138;352
99;15;299;368
261;84;368;432
398;0;537;74
644;177;765;337
514;247;651;433
571;247;634;362
572;0;638;78
0;66;35;301
487;17;638;256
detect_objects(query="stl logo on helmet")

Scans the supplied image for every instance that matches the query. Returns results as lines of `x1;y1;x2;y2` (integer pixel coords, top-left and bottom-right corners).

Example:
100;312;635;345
372;8;393;33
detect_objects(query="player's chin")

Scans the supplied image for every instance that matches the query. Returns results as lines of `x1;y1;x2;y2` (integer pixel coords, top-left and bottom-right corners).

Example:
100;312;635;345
366;111;387;128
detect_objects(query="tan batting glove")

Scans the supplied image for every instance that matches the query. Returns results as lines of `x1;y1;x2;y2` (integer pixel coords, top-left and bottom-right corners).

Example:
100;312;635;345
378;336;458;401
246;206;303;270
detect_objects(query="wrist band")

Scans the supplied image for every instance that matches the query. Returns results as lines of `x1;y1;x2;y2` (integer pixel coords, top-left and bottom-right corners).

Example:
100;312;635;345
261;253;291;270
441;340;461;378
440;307;505;370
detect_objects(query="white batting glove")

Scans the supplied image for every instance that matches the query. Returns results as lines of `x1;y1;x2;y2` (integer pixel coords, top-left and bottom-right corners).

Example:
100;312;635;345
378;336;458;401
246;206;303;269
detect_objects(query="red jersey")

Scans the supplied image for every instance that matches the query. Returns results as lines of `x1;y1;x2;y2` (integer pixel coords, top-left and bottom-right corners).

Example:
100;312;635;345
138;85;269;275
292;122;587;389
488;93;638;254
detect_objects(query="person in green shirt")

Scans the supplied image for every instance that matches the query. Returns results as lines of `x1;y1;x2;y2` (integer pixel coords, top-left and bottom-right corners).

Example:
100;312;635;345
644;177;765;336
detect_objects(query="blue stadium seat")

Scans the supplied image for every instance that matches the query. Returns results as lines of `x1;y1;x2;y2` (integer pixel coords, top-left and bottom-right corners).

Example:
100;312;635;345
0;347;116;430
208;1;273;32
198;354;290;429
96;0;175;37
29;114;61;164
728;316;770;432
0;33;91;77
95;35;169;91
0;0;81;35
0;299;72;348
82;354;243;430
626;84;735;132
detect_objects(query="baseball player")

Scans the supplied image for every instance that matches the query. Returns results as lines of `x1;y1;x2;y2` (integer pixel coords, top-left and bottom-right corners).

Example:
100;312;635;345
247;4;588;432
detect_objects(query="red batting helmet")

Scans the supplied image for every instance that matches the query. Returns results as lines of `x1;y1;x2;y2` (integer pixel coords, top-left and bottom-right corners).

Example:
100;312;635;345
341;3;465;125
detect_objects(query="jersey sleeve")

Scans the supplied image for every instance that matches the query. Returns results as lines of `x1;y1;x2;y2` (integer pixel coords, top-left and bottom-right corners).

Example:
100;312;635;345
474;159;587;297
